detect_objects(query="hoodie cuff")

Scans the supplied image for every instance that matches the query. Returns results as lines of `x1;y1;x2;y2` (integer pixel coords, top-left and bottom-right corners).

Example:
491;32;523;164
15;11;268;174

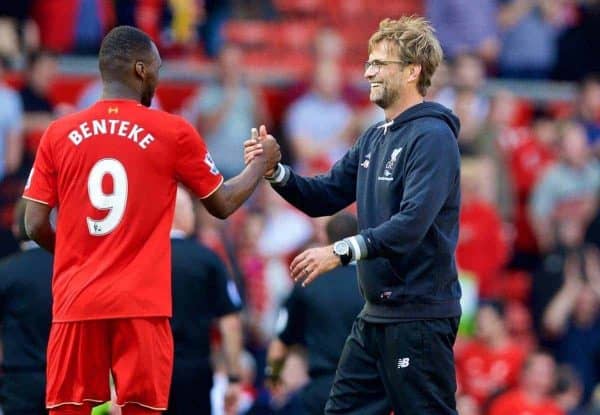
345;235;368;260
266;163;290;186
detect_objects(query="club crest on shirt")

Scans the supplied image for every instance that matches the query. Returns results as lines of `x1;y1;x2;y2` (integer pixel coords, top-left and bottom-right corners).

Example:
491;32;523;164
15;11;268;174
108;107;119;114
204;153;220;175
385;147;402;169
378;147;402;181
361;152;371;169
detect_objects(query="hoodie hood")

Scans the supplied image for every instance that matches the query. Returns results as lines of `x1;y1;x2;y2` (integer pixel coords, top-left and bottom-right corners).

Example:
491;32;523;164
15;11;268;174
386;101;461;138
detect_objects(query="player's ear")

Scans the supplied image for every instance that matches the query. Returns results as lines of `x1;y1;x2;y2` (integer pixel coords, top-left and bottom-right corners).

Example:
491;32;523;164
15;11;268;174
135;61;145;80
407;64;421;83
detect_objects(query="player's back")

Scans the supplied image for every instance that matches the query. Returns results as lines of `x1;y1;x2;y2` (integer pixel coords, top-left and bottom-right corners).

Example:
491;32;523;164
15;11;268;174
24;99;223;322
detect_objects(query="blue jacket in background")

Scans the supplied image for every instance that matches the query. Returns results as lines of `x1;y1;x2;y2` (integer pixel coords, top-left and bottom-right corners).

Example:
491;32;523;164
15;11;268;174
272;101;462;321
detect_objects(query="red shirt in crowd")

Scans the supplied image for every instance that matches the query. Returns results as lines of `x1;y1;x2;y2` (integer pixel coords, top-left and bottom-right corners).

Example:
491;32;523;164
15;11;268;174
457;198;508;298
488;389;564;415
496;127;555;253
456;340;527;406
23;99;223;322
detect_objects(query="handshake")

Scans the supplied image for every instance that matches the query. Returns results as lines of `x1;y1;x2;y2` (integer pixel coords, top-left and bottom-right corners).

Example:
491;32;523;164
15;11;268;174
244;125;280;177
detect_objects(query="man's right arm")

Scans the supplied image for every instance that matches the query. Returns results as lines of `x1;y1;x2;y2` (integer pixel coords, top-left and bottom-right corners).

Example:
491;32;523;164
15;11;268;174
24;200;55;253
176;122;280;219
201;152;276;219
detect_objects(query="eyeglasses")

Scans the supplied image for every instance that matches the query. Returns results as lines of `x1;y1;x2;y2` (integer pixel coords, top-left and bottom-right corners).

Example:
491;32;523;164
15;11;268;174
364;60;405;74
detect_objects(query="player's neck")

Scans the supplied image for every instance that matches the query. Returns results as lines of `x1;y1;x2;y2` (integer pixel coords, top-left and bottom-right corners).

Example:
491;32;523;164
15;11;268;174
101;83;141;103
384;91;424;121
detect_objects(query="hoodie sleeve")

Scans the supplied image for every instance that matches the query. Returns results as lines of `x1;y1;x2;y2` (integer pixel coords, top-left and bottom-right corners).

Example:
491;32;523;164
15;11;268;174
268;140;360;217
349;125;460;259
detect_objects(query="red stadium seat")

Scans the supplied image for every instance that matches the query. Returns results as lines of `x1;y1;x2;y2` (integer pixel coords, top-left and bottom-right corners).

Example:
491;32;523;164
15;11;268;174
223;21;273;50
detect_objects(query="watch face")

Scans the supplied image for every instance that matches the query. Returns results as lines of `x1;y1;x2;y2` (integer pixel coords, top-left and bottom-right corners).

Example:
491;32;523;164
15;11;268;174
334;241;349;256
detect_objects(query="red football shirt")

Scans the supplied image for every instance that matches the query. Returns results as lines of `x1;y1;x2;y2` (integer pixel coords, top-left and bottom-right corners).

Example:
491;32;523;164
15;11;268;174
488;389;564;415
455;339;526;405
23;99;223;322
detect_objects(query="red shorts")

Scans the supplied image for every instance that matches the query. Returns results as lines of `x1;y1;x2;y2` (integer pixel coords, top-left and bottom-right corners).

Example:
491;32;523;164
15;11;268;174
46;317;173;411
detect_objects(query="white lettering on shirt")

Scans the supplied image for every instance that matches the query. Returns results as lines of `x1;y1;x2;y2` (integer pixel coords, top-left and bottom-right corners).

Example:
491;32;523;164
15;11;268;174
92;119;107;135
66;119;156;150
80;122;92;139
117;121;130;137
139;133;155;149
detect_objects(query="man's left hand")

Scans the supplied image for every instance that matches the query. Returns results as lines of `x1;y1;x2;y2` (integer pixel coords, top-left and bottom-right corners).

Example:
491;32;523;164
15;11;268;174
290;245;341;287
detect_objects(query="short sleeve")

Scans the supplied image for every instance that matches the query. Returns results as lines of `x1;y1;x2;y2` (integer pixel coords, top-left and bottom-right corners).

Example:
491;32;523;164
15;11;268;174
23;127;58;207
277;287;306;346
210;254;242;317
175;119;223;199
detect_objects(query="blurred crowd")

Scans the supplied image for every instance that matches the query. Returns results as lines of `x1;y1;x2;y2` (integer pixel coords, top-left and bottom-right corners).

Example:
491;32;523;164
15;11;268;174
2;1;600;415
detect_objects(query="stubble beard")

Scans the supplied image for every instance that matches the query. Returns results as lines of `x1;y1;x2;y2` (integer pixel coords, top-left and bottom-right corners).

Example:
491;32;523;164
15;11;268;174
371;84;399;110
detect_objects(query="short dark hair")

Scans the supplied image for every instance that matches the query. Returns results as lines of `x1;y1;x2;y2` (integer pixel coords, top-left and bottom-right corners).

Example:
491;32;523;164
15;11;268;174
326;212;358;243
98;26;154;81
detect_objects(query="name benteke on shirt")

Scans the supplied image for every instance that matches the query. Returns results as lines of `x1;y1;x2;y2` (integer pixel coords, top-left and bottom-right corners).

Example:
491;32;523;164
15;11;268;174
67;119;156;150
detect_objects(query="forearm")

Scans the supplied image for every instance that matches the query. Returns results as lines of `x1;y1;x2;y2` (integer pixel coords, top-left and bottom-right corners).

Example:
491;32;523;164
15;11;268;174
219;314;243;378
542;290;577;336
269;164;355;217
266;338;288;381
215;161;267;218
25;219;55;253
267;338;288;364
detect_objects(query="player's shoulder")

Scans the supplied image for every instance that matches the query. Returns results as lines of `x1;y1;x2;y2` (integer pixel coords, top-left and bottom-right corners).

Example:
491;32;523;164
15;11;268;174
142;107;196;133
49;105;102;128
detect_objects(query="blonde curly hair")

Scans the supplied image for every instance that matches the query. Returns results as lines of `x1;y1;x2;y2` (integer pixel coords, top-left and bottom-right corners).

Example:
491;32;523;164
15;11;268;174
368;16;443;97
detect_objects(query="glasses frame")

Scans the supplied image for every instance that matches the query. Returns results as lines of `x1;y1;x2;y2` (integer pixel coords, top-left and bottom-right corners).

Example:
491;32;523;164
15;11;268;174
364;60;405;74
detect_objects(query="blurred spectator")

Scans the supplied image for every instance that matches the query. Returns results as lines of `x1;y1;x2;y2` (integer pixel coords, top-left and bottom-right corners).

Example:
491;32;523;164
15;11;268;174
457;158;509;298
246;346;308;415
284;60;354;173
77;78;162;110
497;0;572;79
531;217;589;335
0;58;24;181
456;300;527;408
257;185;313;259
456;393;481;415
426;60;451;101
0;200;52;415
267;212;363;415
554;0;600;81
197;0;232;57
575;74;600;149
0;1;39;66
31;0;114;54
543;246;600;405
553;365;586;415
529;121;600;252
488;350;564;415
20;50;57;154
425;0;499;63
313;28;345;63
497;106;558;264
436;54;489;154
181;43;270;178
166;187;244;415
474;90;521;218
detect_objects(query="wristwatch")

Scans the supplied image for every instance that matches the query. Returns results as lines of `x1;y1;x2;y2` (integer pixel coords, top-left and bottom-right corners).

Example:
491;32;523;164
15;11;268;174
333;240;352;266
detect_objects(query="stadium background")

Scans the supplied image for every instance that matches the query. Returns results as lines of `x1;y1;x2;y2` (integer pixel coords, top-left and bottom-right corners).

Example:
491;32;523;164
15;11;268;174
1;1;600;414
